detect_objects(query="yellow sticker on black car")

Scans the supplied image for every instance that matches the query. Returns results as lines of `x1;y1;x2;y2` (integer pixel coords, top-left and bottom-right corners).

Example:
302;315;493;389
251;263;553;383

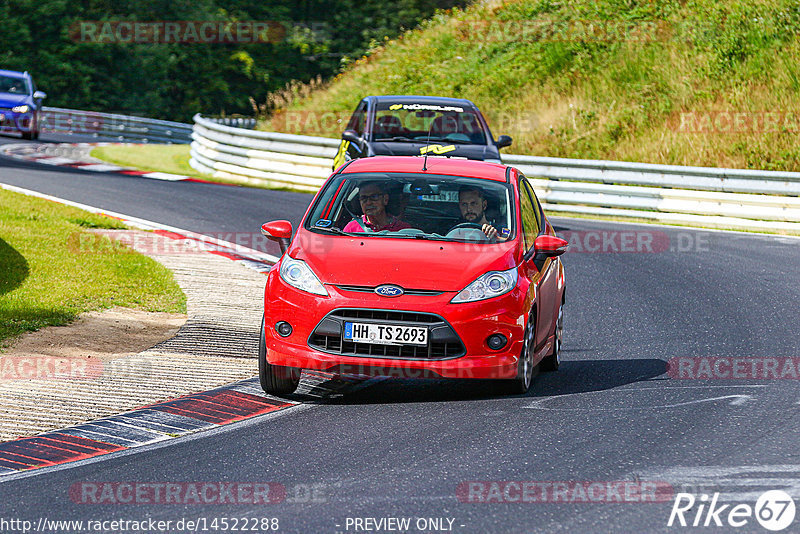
420;144;456;155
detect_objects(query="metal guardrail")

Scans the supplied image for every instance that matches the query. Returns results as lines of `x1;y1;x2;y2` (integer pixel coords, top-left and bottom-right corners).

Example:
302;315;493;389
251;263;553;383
189;114;800;232
40;107;193;144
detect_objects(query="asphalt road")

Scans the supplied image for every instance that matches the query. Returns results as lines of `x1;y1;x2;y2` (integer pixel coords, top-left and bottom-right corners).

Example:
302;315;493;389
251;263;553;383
1;142;799;534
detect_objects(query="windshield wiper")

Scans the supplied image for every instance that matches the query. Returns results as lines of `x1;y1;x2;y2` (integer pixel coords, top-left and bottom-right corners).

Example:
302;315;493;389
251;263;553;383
373;136;420;143
310;226;358;236
422;137;474;145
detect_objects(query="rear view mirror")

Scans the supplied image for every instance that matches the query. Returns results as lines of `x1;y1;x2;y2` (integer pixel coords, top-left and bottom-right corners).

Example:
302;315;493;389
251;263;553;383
496;135;512;149
261;220;292;254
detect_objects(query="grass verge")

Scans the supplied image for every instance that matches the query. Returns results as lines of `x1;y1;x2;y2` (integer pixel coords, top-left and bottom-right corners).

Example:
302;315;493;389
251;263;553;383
0;188;186;347
90;144;316;193
90;144;204;178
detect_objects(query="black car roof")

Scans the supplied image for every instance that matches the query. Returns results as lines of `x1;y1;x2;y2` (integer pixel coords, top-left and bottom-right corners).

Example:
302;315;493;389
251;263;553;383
369;95;478;108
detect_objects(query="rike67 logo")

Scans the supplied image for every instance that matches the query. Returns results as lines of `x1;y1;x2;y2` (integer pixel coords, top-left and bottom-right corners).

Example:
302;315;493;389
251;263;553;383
668;490;796;531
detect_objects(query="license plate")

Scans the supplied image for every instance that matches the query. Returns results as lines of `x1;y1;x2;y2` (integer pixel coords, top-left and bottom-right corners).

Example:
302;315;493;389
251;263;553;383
343;322;428;346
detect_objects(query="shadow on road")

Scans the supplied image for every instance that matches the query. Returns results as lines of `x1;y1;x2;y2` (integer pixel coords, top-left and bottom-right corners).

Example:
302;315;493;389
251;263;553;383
321;358;667;405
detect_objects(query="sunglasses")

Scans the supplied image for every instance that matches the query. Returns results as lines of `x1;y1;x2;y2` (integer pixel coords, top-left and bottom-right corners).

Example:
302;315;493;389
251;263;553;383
359;193;384;202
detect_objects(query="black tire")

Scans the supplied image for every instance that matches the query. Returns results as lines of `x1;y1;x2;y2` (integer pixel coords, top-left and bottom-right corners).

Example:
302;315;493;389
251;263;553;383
540;301;563;372
258;319;301;395
21;115;38;140
498;312;536;395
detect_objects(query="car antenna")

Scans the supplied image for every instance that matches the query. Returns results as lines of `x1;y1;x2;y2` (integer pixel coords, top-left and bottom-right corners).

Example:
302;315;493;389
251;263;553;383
422;120;434;171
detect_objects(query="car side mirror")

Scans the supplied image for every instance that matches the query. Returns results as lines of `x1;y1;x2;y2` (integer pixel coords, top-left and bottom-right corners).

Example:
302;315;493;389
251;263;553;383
261;220;292;254
342;129;361;144
33;91;47;100
534;235;568;257
496;135;512;149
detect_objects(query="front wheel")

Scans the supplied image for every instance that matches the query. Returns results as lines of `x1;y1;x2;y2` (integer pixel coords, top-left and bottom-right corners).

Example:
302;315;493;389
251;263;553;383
540;302;563;372
258;319;301;395
498;313;536;395
21;115;38;140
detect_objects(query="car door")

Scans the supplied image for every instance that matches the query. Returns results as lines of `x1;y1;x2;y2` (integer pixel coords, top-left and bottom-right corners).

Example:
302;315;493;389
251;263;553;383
519;176;558;352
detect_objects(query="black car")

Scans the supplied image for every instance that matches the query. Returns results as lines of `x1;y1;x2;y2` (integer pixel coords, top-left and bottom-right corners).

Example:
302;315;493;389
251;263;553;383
332;95;512;169
0;70;46;140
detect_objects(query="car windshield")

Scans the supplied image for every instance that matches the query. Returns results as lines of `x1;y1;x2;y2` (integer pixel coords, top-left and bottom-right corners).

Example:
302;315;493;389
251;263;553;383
0;75;29;94
371;102;487;145
305;172;514;243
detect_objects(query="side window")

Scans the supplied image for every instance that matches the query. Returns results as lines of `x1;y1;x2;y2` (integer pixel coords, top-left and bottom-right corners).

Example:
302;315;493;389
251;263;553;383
521;179;542;235
518;178;540;250
347;101;367;136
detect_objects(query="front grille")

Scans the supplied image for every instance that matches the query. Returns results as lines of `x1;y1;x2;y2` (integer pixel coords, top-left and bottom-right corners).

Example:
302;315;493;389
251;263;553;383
335;284;444;296
308;308;465;360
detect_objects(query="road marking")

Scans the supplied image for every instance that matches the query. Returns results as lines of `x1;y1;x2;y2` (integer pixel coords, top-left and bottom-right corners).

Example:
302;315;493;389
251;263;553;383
639;384;769;389
73;163;125;172
633;465;800;501
525;389;755;411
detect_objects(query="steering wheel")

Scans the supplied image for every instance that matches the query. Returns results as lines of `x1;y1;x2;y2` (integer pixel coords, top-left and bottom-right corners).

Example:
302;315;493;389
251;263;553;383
448;222;484;232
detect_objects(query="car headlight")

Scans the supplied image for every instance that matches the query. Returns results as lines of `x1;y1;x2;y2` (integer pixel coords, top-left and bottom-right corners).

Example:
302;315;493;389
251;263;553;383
11;105;30;113
279;257;328;296
451;267;518;303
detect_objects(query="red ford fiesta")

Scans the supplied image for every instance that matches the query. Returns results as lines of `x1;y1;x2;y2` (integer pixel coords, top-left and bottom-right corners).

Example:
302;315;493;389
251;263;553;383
259;156;566;395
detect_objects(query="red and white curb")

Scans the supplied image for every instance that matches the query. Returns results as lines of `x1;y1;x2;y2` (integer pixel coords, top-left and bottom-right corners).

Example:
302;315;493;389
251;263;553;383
0;142;219;184
0;373;371;476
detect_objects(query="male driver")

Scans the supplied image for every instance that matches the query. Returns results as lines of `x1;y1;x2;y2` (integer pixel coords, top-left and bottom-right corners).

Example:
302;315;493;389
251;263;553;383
344;181;411;232
458;185;509;241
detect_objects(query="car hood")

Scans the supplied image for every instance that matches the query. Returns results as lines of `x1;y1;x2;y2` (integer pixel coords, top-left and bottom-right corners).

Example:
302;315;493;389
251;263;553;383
289;230;518;292
368;141;500;161
0;93;30;108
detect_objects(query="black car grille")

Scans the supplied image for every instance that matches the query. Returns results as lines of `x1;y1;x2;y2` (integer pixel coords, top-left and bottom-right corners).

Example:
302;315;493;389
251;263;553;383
335;285;444;296
308;308;465;360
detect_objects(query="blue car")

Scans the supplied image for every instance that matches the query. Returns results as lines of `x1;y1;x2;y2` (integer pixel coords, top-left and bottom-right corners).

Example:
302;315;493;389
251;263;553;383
0;70;46;140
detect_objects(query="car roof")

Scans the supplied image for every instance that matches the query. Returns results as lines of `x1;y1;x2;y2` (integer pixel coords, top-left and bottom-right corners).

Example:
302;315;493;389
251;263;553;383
0;70;28;79
369;95;478;108
339;156;511;182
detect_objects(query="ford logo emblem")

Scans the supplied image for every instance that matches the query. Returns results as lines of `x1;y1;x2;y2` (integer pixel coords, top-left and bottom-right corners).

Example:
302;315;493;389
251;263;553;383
375;285;404;297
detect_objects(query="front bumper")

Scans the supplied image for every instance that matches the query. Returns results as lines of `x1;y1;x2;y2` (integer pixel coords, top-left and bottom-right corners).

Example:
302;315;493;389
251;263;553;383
263;271;528;380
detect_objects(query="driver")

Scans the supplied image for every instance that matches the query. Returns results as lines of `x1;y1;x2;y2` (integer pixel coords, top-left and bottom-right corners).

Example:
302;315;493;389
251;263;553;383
344;181;412;233
458;186;509;241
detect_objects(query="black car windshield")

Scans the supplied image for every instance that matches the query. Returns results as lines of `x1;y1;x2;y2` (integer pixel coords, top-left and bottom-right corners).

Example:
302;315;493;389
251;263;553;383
371;102;487;145
0;75;29;94
305;173;514;244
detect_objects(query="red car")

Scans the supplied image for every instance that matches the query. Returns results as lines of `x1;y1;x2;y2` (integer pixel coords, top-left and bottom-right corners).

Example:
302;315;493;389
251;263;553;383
259;156;567;395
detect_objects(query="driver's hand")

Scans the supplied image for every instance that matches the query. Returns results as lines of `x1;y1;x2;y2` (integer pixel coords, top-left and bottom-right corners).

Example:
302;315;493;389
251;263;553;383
482;224;498;239
482;224;508;242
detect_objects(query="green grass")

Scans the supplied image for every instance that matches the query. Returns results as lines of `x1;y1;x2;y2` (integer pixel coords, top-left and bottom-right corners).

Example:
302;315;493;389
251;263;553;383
0;189;186;346
90;144;205;178
262;0;800;171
